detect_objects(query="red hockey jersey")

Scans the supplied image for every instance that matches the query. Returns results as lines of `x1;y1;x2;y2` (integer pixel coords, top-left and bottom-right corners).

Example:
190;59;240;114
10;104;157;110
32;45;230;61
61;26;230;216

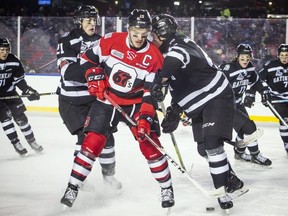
80;32;163;116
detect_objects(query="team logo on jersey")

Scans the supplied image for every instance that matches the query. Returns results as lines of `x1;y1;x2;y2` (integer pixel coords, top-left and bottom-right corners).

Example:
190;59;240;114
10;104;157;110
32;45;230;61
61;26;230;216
111;49;124;59
112;70;132;87
237;73;245;80
276;69;283;76
127;51;136;60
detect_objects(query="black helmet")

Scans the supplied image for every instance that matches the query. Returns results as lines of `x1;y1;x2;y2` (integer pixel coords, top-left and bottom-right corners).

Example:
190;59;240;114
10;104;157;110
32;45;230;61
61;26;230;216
151;14;178;40
0;38;10;49
236;44;252;57
73;5;100;27
277;44;288;56
128;9;152;29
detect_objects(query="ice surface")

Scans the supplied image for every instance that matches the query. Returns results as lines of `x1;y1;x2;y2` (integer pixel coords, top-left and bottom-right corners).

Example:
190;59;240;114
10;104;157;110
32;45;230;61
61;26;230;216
0;112;287;216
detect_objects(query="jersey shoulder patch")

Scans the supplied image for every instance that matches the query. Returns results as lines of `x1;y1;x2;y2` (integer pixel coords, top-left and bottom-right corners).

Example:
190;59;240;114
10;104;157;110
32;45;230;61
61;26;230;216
103;32;113;39
222;64;230;71
264;60;271;66
61;31;70;38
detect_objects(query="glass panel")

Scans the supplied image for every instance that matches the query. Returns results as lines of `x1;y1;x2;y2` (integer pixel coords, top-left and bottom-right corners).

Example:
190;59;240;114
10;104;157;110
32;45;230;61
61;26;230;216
105;17;117;34
194;18;286;68
0;16;286;74
0;17;18;54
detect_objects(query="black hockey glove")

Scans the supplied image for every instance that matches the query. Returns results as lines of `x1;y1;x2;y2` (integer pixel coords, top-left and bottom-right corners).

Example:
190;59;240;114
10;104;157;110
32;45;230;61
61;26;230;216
244;90;255;108
22;86;40;101
150;73;168;102
260;88;271;107
151;83;168;102
161;102;182;133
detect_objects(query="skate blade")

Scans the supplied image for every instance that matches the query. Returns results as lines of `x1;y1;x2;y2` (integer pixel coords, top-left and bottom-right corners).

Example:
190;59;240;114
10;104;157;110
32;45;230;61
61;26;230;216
166;207;171;216
62;204;69;211
225;209;230;215
228;186;249;200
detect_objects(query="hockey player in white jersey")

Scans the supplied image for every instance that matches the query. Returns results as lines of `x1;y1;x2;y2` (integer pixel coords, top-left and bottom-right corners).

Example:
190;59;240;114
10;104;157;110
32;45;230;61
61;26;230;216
56;5;121;190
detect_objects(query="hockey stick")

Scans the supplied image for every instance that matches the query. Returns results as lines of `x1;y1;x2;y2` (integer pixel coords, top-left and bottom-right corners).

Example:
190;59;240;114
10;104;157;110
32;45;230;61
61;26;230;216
0;92;56;100
38;58;57;70
267;101;288;128
271;99;288;103
159;102;187;170
178;114;264;148
104;91;225;198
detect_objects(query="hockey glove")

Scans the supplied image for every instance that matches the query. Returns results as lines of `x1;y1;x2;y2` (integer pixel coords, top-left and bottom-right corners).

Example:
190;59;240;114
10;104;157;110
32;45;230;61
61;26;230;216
85;67;107;100
161;102;182;133
261;88;271;107
244;90;255;108
150;73;168;102
132;115;153;141
22;86;40;101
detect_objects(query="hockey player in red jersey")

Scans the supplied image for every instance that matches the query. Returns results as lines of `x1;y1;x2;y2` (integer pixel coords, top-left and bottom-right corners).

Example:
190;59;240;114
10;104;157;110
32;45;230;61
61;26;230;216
56;5;121;190
60;9;175;209
0;38;43;155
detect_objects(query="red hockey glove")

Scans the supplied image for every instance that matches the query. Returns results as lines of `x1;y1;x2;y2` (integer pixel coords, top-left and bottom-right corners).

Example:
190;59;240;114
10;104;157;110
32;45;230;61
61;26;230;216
85;67;107;100
132;115;153;141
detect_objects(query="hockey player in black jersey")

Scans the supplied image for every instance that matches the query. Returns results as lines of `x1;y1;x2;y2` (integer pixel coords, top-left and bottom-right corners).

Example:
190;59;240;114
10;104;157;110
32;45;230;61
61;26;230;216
0;38;43;155
258;44;288;153
56;5;121;191
219;44;272;166
150;14;247;210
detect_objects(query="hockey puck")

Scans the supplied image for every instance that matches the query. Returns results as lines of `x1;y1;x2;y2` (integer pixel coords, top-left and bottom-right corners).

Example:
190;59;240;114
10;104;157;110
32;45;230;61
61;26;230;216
206;207;215;211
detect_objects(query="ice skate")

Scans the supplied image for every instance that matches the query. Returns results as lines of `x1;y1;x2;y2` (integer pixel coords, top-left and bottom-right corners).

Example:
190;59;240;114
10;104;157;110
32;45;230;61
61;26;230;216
161;186;175;208
28;139;44;152
60;183;78;207
13;142;28;155
218;194;233;210
251;153;272;166
234;151;252;162
103;175;122;190
226;172;244;193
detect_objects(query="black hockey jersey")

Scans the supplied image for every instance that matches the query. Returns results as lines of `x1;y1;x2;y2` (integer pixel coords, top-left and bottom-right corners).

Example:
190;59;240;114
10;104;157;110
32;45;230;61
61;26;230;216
0;54;29;95
56;28;101;105
219;61;265;105
258;59;288;100
160;35;233;117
